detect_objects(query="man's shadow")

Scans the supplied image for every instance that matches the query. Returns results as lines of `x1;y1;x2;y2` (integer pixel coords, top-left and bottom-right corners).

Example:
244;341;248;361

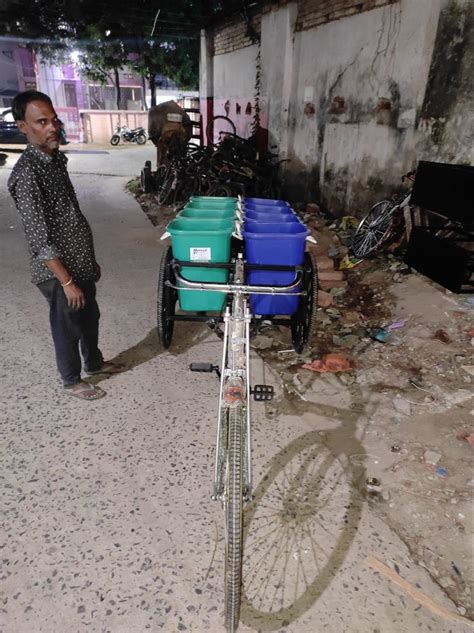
87;322;217;385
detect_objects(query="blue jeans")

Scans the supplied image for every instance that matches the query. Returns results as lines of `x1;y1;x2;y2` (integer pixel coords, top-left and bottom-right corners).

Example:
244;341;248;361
38;279;103;386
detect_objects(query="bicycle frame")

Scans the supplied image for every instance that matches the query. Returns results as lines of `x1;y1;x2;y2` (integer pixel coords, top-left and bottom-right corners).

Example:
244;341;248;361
170;258;303;500
168;256;306;632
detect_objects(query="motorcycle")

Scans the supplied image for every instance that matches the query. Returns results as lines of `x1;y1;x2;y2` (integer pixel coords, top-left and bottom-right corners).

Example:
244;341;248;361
110;125;147;146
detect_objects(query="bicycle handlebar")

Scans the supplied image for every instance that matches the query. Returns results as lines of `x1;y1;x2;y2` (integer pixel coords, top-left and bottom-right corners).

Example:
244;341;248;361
169;264;304;296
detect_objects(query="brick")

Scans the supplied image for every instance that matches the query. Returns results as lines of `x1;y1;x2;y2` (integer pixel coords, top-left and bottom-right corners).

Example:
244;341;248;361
318;270;344;281
315;255;335;271
319;279;348;291
317;289;333;307
306;202;321;214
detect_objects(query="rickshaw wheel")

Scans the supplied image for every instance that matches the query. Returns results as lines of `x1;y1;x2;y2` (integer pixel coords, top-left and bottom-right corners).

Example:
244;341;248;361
290;251;318;354
157;246;177;348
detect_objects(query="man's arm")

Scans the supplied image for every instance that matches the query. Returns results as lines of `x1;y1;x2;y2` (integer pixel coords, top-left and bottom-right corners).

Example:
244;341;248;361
10;168;85;309
44;258;85;310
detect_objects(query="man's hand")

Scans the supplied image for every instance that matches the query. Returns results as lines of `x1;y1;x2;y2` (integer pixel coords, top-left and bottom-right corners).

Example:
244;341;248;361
95;263;101;282
63;282;86;310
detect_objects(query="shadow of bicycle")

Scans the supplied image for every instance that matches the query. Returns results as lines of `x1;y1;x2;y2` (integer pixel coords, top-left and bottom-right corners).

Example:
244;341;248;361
241;408;367;631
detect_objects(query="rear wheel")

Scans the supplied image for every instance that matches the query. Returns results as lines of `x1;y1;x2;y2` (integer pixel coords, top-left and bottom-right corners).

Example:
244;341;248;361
225;405;244;633
207;115;236;145
209;183;233;197
157;246;177;348
351;200;397;258
110;135;120;146
136;133;147;145
157;167;174;205
291;252;318;354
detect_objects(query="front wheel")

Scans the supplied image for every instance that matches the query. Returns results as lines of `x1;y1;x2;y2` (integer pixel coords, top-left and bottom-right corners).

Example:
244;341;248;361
136;133;147;145
351;199;397;259
110;135;120;146
225;405;244;633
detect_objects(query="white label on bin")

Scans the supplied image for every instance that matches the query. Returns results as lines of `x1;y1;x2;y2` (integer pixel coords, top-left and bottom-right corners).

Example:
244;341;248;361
190;247;211;261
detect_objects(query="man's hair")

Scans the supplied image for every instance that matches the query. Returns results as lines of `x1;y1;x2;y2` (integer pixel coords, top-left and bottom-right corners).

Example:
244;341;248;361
11;90;53;121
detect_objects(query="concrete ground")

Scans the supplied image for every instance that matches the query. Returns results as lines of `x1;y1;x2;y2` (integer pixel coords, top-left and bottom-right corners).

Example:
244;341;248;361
0;143;472;633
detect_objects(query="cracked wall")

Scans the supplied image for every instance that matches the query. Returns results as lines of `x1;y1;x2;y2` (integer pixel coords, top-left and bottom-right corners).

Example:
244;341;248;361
207;0;473;215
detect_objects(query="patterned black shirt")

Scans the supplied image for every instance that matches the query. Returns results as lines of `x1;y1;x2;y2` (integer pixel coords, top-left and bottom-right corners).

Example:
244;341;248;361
8;144;97;285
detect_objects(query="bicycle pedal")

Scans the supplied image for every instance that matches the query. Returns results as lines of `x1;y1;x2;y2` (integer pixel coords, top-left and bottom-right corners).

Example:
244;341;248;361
252;385;274;401
190;362;216;372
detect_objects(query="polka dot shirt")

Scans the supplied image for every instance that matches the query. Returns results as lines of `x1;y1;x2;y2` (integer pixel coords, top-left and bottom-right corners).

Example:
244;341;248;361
8;144;97;285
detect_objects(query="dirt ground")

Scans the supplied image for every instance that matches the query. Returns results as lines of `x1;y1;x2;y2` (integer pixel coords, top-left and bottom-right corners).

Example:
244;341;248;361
134;187;474;625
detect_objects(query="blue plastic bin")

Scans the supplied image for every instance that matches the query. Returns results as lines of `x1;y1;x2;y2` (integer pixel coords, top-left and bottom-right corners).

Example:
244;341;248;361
245;209;300;223
244;219;303;233
244;197;290;206
243;222;309;315
244;203;295;214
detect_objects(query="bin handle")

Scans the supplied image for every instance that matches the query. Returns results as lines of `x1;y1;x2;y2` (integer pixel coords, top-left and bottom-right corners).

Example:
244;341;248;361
233;219;243;241
160;231;171;241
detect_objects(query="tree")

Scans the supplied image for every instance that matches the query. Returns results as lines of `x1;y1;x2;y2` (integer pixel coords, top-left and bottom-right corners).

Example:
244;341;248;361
75;27;127;110
0;0;262;105
131;37;199;107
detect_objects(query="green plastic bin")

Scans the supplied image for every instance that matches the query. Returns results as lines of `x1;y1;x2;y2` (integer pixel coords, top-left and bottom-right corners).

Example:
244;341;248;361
179;207;236;219
167;217;234;312
188;196;237;209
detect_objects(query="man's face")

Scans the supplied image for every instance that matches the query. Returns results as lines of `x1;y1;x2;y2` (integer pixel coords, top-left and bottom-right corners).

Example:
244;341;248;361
16;100;61;155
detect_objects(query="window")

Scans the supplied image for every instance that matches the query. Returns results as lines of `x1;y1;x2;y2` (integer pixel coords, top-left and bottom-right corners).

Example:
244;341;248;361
64;83;78;108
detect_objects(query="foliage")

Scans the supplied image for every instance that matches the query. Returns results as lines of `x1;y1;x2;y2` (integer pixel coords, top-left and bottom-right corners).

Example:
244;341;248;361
0;1;262;98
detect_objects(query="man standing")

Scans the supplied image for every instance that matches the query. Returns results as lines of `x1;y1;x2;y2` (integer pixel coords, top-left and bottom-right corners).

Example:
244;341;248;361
8;90;123;400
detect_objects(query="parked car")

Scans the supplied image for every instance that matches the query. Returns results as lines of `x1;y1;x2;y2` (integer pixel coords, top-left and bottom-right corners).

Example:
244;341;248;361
0;108;26;144
0;109;69;145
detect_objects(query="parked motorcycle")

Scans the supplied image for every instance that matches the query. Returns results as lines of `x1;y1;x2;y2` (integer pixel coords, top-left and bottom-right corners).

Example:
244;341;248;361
110;125;147;146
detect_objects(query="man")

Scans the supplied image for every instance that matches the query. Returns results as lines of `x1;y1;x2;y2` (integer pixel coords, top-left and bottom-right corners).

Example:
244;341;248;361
8;90;123;400
148;100;193;164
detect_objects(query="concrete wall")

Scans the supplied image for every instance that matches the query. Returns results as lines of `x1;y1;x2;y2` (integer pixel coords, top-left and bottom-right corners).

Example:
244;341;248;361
207;0;474;215
288;0;442;212
80;110;148;144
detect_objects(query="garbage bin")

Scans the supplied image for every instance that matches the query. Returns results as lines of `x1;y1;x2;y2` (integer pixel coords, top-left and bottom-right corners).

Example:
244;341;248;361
244;209;300;222
243;221;309;315
179;207;237;219
167;217;234;311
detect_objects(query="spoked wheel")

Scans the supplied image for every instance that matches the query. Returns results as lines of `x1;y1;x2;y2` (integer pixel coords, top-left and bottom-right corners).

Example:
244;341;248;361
209;183;233;197
157;167;174;205
291;251;318;354
206;115;237;145
157;246;177;348
351;199;397;258
224;405;244;633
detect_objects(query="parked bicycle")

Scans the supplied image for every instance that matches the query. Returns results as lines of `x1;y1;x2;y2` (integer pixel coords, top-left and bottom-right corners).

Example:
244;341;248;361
110;124;147;146
140;116;285;203
350;170;415;259
157;230;317;631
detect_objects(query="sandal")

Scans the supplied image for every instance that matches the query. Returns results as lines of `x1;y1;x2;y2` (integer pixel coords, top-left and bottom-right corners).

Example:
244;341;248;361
64;382;106;400
85;361;126;376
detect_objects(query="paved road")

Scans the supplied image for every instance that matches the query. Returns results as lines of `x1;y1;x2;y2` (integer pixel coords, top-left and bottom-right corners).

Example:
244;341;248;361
0;145;468;633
